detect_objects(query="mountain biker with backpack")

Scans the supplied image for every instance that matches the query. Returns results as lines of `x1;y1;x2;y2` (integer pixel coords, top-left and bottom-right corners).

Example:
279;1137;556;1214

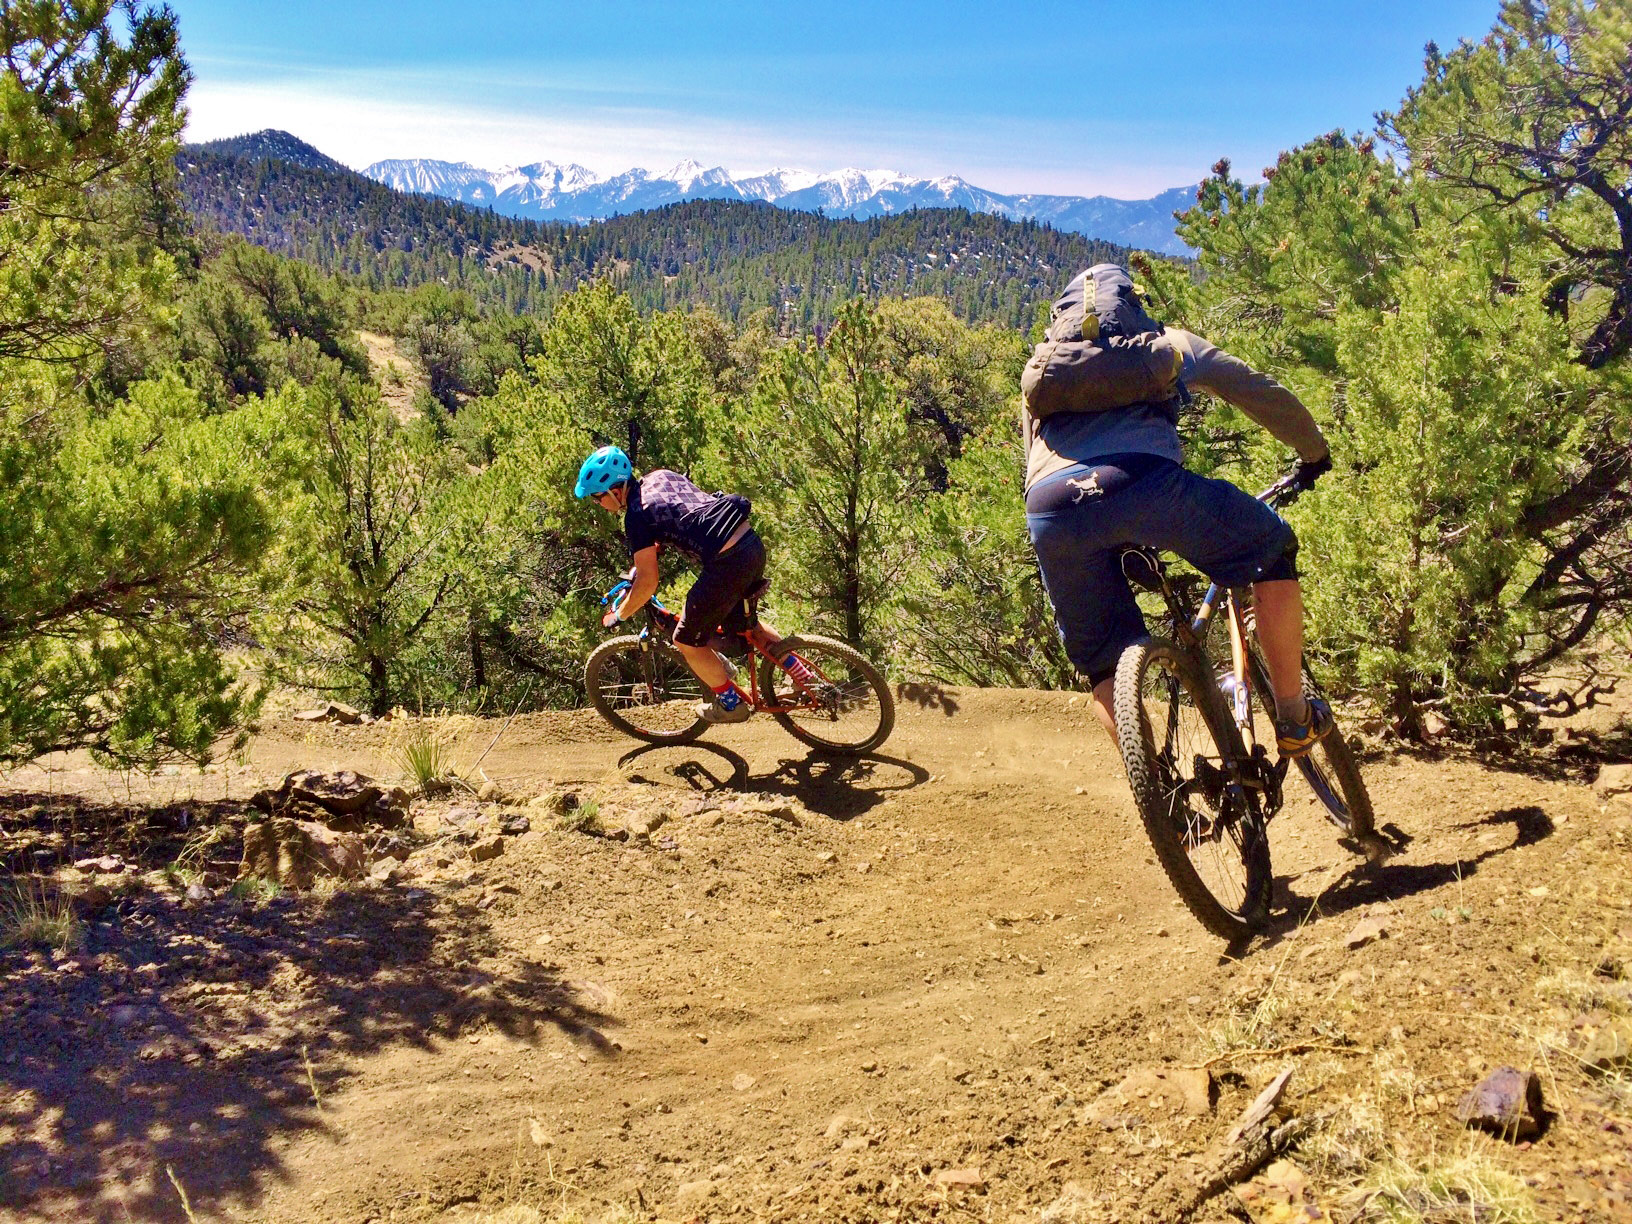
576;446;814;724
1021;265;1334;755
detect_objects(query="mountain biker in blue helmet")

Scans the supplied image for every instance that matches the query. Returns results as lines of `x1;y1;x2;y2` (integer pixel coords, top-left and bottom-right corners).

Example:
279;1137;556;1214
576;446;816;724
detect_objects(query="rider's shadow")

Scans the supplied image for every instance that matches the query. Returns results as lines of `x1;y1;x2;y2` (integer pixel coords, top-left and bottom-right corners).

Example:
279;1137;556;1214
616;743;928;821
1241;805;1559;958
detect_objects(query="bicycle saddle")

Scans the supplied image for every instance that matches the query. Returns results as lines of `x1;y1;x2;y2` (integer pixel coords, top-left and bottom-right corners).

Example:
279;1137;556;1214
1119;548;1166;593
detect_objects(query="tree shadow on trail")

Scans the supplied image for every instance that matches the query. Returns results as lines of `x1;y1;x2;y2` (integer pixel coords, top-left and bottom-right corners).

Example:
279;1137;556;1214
1251;804;1558;953
0;797;617;1224
616;742;929;821
895;681;960;716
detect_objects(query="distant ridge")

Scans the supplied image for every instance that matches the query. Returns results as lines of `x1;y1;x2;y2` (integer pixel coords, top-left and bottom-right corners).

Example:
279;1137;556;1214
361;149;1196;256
177;131;1155;328
190;130;350;175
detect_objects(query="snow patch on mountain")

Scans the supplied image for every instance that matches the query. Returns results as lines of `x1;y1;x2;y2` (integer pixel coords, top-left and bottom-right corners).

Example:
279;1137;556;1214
360;155;1194;254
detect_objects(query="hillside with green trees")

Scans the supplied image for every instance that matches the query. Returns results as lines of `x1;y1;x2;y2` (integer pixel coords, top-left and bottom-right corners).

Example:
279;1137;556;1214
3;0;1629;769
178;137;1139;329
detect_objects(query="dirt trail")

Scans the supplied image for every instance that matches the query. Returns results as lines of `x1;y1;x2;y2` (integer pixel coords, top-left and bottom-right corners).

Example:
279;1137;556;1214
2;688;1629;1223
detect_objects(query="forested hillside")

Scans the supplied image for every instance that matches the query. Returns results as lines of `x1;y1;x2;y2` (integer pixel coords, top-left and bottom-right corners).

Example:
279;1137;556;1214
178;140;1138;328
5;0;1630;767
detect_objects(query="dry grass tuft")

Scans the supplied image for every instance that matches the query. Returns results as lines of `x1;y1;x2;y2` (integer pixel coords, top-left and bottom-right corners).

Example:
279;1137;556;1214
385;715;478;796
557;799;601;836
1349;1142;1537;1223
1206;982;1288;1056
0;877;81;952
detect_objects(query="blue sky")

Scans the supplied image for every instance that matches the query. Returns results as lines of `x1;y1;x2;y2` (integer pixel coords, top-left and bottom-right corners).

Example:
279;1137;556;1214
175;0;1502;197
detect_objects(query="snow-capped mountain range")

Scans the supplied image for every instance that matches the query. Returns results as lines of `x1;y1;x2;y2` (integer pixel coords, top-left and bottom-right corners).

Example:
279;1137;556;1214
362;156;1195;255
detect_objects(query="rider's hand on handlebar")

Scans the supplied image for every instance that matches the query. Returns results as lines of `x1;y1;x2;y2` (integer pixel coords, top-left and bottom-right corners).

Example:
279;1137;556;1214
1292;453;1333;490
602;605;623;629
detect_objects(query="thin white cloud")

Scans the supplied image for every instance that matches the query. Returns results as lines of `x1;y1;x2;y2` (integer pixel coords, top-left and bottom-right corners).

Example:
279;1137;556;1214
183;79;1202;198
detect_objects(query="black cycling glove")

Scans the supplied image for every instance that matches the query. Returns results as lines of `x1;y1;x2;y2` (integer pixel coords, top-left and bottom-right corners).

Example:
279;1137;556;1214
1292;453;1333;490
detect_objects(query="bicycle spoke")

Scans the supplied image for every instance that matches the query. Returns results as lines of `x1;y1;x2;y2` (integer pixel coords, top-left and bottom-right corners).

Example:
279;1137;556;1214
758;636;894;755
1136;651;1254;918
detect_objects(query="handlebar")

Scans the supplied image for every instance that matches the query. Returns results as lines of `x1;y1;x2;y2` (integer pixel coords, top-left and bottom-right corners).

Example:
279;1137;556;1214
599;578;671;618
1259;459;1328;509
1258;473;1301;507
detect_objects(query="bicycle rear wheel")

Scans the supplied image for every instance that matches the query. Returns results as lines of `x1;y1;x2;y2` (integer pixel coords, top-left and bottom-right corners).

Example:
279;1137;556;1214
584;636;709;745
1245;648;1375;844
1114;639;1271;940
758;634;894;755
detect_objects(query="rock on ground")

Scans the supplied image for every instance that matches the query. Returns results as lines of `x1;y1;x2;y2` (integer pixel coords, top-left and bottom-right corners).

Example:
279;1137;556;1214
1454;1066;1546;1140
239;817;368;889
249;770;410;832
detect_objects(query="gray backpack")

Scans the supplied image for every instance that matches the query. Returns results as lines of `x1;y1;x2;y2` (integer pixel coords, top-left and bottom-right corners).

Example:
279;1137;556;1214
1021;264;1184;418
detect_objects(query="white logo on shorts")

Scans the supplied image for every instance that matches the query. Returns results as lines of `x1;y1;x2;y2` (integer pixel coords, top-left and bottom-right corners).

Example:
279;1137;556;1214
1065;472;1104;503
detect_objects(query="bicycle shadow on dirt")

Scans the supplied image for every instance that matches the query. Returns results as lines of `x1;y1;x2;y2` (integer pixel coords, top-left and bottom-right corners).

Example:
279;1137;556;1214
0;794;617;1224
616;742;929;821
1243;805;1557;956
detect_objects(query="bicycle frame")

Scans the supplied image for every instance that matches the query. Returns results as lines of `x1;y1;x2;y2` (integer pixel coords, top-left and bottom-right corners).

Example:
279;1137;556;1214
598;578;831;717
1129;473;1306;815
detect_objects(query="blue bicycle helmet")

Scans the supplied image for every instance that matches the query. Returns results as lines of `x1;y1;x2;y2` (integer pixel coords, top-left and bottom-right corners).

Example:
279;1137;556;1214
575;445;633;499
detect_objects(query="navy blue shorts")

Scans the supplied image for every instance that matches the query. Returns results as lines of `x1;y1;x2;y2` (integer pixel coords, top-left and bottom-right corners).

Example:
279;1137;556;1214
1026;457;1297;685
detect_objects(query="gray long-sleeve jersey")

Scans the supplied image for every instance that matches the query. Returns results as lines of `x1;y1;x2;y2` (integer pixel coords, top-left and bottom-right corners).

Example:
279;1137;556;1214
1022;328;1330;493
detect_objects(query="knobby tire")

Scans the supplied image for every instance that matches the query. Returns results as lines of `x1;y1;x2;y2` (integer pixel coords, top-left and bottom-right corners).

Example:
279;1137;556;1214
584;635;708;745
1114;638;1271;941
757;634;894;755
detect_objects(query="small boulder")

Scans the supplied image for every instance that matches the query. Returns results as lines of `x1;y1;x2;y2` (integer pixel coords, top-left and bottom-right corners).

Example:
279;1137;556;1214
1582;1020;1632;1073
371;835;409;863
370;858;412;885
468;836;505;863
249;769;409;831
933;1168;984;1190
476;780;509;804
293;701;362;725
1085;1066;1213;1123
1040;1181;1098;1223
675;1180;715;1206
500;814;531;836
71;884;115;917
1345;915;1390;949
239;817;368;889
1594;763;1632;801
73;855;125;874
742;797;802;825
1455;1066;1545;1140
1236;1158;1323;1222
623;810;667;839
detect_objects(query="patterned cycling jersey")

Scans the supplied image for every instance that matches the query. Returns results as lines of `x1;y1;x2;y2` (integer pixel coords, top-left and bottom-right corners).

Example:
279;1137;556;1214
624;469;750;565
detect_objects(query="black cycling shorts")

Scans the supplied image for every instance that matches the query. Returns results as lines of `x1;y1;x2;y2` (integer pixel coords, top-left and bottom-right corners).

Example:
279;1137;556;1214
674;530;766;647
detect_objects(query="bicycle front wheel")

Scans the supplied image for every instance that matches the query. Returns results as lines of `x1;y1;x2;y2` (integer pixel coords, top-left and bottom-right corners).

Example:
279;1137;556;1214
584;636;709;745
1114;639;1271;940
758;634;894;755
